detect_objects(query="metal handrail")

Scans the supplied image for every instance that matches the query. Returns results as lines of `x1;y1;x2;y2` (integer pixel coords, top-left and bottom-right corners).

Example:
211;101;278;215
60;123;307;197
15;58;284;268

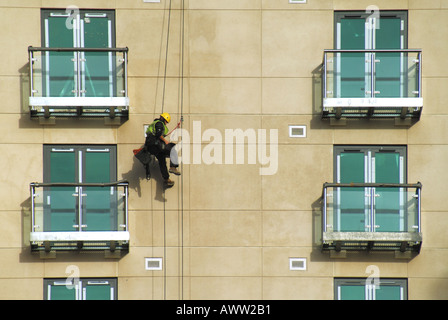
30;180;129;188
323;182;422;188
28;46;129;52
324;49;422;53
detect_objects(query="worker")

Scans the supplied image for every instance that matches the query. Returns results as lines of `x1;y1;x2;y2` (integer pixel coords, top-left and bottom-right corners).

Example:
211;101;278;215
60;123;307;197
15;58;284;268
145;112;180;188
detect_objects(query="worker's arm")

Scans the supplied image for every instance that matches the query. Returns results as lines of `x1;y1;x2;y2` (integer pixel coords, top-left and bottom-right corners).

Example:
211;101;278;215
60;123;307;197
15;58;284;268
160;135;169;145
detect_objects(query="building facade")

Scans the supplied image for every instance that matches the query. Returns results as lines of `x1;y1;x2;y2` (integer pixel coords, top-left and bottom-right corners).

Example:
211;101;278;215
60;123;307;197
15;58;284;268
0;0;447;300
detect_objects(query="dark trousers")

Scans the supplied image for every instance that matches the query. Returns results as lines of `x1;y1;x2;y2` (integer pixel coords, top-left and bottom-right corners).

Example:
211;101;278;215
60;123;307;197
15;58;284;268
145;135;177;180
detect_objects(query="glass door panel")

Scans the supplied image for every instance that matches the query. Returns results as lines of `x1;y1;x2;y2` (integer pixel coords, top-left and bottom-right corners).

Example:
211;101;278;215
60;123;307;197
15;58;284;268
337;152;367;232
83;149;115;231
44;14;77;97
374;152;402;232
339;285;365;300
44;145;116;232
334;146;406;233
49;285;77;300
42;10;115;98
376;285;402;300
85;283;112;300
375;18;403;98
335;279;407;300
82;13;113;98
338;18;368;98
45;150;77;231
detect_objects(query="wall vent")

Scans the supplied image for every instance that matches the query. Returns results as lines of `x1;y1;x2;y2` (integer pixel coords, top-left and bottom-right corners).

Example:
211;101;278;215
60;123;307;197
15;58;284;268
289;125;307;138
289;258;307;271
145;258;163;270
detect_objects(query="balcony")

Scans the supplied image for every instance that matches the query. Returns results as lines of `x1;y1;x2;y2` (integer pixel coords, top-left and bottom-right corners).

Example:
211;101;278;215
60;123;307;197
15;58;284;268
28;46;129;120
322;49;422;120
29;181;129;254
322;182;422;254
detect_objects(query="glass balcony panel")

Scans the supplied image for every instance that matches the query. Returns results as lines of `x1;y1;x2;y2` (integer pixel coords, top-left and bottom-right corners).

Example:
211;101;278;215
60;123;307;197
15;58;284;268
322;50;422;119
81;52;126;98
375;52;421;99
45;186;77;232
31;51;78;98
28;47;129;118
83;186;119;231
334;187;370;232
334;52;370;98
30;182;128;234
324;184;421;234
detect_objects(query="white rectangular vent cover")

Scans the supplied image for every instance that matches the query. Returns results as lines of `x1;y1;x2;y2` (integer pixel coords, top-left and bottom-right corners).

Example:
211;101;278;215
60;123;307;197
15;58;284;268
289;258;307;271
289;125;307;138
145;258;163;270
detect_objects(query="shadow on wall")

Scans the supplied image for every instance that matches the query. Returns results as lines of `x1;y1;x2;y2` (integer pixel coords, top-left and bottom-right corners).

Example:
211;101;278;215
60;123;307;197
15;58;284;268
121;151;169;203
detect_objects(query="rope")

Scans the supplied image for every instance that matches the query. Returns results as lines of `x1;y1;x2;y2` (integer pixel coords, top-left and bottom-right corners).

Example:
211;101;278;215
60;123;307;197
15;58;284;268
161;0;173;301
157;0;185;301
161;0;173;114
179;0;185;300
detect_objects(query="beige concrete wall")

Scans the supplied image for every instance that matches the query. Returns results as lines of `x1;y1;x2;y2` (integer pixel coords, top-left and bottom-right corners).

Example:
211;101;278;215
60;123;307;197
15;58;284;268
0;0;447;300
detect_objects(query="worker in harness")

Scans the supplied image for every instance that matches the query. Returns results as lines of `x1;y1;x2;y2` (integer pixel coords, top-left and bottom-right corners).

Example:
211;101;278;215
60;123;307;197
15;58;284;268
145;112;180;188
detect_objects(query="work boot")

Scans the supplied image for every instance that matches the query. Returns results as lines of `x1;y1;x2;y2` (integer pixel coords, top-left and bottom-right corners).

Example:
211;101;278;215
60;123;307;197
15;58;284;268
169;167;181;175
164;179;175;188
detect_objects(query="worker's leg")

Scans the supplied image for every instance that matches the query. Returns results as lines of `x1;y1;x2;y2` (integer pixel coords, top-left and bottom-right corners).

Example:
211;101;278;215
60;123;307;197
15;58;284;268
166;143;181;175
145;163;151;180
155;152;170;180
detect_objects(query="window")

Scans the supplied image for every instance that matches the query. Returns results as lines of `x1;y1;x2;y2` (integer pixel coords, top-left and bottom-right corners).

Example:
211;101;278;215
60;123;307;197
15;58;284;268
30;145;129;252
44;278;117;300
335;278;407;300
29;9;129;119
41;9;116;98
43;145;117;232
334;11;408;99
334;145;406;232
322;145;422;253
323;11;422;120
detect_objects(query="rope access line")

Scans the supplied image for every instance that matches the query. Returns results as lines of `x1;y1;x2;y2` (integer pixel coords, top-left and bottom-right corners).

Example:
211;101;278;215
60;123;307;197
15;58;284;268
178;0;186;300
161;0;173;114
158;0;186;301
161;0;173;301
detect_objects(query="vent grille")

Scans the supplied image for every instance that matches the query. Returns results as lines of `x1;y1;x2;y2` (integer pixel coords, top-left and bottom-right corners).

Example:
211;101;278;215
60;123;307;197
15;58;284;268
145;258;163;270
289;258;307;271
289;125;306;138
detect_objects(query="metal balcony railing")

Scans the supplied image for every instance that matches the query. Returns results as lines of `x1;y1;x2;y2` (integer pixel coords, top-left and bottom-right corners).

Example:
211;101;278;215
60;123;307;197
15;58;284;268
322;49;422;120
28;46;129;119
322;182;422;253
30;180;129;252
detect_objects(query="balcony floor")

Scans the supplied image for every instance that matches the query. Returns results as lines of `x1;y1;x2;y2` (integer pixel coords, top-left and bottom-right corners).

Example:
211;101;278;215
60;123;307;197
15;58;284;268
322;231;422;253
30;231;130;253
322;98;423;120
